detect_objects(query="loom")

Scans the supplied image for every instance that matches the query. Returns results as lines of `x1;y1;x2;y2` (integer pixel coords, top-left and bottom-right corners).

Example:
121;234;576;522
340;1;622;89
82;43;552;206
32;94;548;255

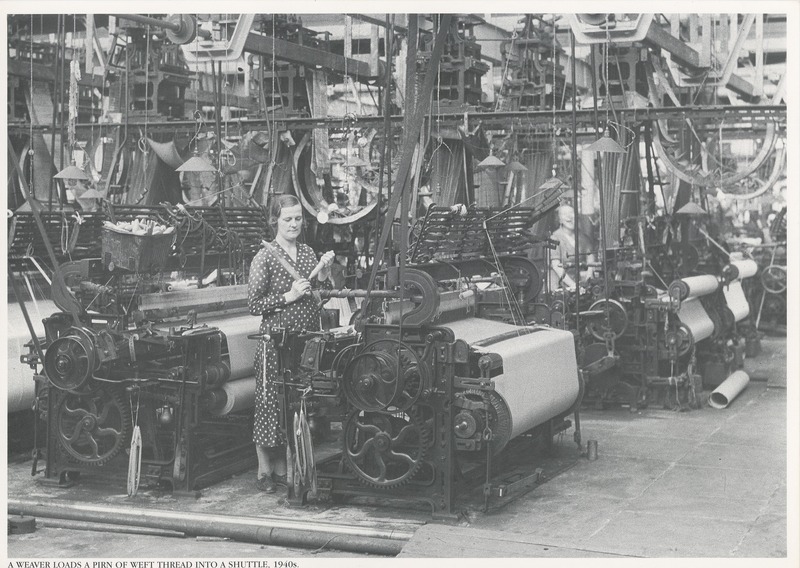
19;240;262;493
268;205;583;519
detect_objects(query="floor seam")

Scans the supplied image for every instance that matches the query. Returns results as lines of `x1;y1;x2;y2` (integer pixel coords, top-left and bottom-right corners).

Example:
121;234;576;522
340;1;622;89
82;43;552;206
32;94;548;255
729;481;785;555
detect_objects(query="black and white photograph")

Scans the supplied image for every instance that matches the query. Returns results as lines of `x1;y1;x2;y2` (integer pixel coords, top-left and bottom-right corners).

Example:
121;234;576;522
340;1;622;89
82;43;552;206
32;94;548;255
4;3;797;564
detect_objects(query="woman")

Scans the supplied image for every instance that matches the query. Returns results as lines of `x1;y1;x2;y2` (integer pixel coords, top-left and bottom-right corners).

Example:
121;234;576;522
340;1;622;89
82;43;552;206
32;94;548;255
248;194;334;493
548;204;596;291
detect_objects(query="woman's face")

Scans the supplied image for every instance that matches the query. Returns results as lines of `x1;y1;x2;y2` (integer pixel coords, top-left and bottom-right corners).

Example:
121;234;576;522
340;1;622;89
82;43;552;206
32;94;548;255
558;206;575;231
276;204;303;242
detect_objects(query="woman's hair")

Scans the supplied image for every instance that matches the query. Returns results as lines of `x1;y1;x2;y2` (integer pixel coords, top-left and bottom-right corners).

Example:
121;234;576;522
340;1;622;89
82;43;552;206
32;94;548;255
268;194;302;235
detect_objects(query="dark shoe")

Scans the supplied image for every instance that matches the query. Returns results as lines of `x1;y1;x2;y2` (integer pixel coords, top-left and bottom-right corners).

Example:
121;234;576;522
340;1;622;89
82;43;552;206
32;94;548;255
272;473;288;487
256;475;276;493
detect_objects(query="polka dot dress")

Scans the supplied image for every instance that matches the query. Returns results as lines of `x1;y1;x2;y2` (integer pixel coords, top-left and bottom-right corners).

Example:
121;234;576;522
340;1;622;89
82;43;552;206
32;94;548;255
248;241;321;448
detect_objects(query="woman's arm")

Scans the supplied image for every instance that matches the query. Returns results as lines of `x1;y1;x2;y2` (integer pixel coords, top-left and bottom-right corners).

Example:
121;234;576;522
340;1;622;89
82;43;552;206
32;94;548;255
248;250;287;315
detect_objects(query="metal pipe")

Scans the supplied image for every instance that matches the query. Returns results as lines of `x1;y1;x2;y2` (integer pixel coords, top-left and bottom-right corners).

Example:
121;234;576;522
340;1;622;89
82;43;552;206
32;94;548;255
115;14;211;39
11;105;786;134
38;518;186;539
116;14;182;31
570;28;580;335
9;499;412;556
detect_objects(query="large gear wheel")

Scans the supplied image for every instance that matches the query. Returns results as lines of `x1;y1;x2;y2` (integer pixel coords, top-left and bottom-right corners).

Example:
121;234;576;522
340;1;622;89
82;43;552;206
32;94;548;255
55;388;131;466
457;389;513;455
342;410;426;488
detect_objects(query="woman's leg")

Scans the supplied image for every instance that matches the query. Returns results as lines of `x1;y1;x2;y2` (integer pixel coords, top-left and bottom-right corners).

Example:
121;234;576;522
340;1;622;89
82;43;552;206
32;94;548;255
256;444;273;479
269;446;287;476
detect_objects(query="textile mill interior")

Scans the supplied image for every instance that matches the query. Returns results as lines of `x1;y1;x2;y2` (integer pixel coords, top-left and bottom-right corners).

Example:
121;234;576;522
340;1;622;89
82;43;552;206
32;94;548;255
4;10;794;561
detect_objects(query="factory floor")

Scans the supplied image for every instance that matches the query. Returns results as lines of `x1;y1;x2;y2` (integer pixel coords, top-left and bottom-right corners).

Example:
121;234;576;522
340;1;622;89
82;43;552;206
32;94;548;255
6;336;790;560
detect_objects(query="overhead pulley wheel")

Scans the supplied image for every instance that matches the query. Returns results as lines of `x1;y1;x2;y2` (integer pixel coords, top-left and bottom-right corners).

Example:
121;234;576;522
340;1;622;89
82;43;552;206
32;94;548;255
165;14;198;45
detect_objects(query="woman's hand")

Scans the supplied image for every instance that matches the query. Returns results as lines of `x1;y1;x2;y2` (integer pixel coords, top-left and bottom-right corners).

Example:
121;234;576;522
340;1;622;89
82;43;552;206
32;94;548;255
314;250;336;281
285;278;312;303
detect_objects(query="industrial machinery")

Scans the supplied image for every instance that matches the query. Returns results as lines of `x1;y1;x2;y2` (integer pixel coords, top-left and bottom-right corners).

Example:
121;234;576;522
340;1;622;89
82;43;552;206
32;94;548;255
578;215;760;408
19;206;264;493
263;204;583;518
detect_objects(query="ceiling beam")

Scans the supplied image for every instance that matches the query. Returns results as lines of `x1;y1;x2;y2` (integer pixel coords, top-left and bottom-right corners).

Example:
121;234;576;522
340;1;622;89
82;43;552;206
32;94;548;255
243;32;379;78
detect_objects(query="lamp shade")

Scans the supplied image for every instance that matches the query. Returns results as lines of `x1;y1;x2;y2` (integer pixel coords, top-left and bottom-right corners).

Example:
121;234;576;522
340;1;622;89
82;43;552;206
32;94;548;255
477;155;506;169
675;202;707;216
177;154;216;173
79;188;106;199
507;160;528;172
585;132;626;154
54;164;89;180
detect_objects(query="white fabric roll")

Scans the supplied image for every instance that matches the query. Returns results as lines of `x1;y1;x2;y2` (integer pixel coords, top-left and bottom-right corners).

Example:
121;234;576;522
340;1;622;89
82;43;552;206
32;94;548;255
196;314;261;381
677;298;715;342
731;259;758;280
443;319;580;440
7;300;57;413
210;376;257;416
723;281;750;322
679;275;720;299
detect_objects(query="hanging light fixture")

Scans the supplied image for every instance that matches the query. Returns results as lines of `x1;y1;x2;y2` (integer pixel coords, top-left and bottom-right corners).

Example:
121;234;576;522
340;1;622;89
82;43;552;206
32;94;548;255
675;202;707;216
477;155;506;169
507;160;528;172
178;38;216;175
586;23;627;155
78;187;106;199
176;150;217;173
53;163;89;183
585;130;626;154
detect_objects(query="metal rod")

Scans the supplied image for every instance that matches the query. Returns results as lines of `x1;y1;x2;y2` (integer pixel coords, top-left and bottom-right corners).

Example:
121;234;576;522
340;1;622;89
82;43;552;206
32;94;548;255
116;14;182;32
10;105;786;135
570;29;580;335
114;14;211;39
9;499;411;556
46;14;61;211
37;518;186;539
57;15;66;205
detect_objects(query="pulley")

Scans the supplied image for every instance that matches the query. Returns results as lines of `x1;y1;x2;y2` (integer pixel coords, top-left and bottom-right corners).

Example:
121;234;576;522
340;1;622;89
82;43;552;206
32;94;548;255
587;299;629;341
165;14;198;45
44;327;98;391
343;339;428;412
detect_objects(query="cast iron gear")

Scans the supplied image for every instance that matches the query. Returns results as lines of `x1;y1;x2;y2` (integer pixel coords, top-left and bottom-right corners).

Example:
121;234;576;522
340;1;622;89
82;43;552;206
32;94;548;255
55;388;131;466
342;409;427;488
456;389;512;454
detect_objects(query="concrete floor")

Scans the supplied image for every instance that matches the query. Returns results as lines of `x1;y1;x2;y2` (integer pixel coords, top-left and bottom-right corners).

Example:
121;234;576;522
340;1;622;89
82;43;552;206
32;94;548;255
7;336;790;559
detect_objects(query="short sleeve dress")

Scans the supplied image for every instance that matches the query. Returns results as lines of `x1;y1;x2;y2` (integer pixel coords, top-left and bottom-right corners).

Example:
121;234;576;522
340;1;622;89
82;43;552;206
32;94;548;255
248;241;321;448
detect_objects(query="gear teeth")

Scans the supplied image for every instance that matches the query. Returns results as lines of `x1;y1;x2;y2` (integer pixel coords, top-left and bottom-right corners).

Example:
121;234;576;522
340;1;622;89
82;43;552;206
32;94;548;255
55;388;131;466
343;410;427;488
